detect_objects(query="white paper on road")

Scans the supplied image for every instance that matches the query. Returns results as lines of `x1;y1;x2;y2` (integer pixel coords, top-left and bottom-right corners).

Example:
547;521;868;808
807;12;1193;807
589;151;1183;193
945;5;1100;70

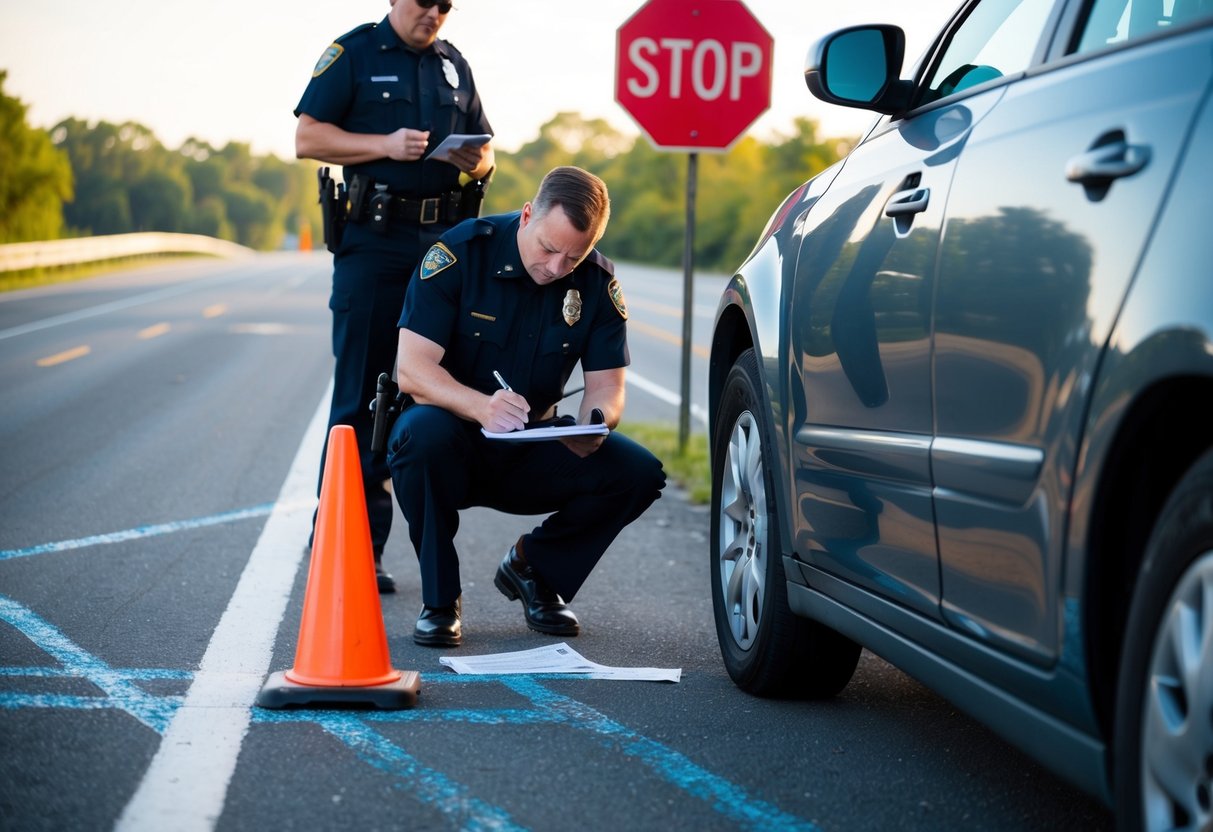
439;642;680;682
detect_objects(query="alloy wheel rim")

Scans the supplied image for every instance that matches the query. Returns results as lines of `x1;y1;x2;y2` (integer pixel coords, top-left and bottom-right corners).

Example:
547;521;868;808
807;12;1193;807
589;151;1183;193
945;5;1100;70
1142;549;1213;831
717;410;767;649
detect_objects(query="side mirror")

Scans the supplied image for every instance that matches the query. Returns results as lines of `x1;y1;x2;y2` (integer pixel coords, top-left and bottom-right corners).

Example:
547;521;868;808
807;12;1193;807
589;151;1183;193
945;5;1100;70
805;24;914;116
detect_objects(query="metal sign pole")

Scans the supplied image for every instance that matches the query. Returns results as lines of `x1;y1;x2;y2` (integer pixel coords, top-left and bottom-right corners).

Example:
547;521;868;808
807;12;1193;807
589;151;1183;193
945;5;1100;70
679;151;697;456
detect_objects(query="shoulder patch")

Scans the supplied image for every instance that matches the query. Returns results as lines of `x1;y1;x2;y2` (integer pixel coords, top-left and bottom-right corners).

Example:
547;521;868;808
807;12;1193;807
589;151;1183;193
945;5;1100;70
420;242;457;280
312;43;344;77
608;279;627;320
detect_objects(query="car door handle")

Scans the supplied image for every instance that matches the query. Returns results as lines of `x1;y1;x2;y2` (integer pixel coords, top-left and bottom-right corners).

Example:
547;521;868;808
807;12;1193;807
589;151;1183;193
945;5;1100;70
885;187;931;217
1065;140;1150;184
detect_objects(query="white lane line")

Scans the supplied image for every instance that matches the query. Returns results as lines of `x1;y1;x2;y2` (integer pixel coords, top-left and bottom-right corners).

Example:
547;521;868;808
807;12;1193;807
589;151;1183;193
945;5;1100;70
0;270;253;342
627;370;709;427
115;382;330;832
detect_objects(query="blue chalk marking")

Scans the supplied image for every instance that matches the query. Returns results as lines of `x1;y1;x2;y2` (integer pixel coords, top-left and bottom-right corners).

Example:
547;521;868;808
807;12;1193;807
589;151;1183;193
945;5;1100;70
0;666;190;679
315;713;529;832
4;559;815;831
506;676;820;832
253;674;818;831
0;503;274;561
0;693;185;712
0;595;183;732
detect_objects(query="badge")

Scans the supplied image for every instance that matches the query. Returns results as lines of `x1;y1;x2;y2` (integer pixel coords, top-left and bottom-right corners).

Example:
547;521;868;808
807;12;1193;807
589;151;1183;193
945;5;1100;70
562;289;582;327
312;43;344;77
420;242;457;279
442;57;459;88
607;279;627;319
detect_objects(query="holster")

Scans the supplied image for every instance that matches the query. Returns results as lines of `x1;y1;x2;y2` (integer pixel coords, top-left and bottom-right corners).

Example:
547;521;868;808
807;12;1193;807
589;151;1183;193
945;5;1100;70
458;166;495;220
370;372;414;454
317;167;347;253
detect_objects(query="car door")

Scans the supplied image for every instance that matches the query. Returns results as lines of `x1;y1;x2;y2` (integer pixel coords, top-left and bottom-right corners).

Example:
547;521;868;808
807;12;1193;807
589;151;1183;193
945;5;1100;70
784;86;1001;618
787;0;1062;621
930;0;1213;665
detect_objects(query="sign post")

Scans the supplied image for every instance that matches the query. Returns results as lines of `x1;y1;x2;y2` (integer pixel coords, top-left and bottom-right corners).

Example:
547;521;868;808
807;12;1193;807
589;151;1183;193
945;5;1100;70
615;0;773;452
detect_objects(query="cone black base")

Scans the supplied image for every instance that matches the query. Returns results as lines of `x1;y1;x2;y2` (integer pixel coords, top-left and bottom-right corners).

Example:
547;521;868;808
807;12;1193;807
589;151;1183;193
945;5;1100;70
255;670;421;710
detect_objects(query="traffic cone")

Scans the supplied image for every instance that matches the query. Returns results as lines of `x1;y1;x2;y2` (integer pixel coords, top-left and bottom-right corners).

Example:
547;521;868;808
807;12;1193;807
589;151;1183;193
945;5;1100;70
256;425;420;709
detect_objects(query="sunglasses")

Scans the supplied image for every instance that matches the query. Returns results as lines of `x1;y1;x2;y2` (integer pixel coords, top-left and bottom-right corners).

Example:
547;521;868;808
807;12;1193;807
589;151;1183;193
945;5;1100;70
417;0;454;12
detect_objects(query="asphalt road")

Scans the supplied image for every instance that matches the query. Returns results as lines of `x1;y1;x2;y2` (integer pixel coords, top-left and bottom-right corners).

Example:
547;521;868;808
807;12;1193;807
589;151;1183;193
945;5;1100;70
0;253;1111;831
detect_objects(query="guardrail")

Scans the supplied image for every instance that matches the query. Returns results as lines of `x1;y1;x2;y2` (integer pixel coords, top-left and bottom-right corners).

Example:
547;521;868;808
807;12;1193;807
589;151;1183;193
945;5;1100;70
0;233;255;273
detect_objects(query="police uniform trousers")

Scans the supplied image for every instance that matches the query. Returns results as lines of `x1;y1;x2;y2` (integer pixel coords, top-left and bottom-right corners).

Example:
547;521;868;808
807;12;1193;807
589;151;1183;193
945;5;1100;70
317;220;445;555
387;404;666;607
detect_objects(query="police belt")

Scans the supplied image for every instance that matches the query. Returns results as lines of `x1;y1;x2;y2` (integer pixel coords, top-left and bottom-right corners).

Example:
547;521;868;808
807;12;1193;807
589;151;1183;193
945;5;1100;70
382;190;465;225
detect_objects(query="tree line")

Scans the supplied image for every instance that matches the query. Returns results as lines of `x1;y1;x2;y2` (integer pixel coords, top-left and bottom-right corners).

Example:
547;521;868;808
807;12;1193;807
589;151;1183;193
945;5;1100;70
1;71;853;273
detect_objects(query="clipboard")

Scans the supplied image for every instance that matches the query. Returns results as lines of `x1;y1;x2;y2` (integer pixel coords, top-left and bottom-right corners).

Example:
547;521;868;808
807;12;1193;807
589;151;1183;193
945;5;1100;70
425;133;492;164
481;423;609;442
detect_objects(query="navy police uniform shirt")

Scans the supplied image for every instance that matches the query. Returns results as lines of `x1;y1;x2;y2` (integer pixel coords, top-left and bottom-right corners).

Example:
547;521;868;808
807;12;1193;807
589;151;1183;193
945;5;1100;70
294;17;492;196
399;212;630;420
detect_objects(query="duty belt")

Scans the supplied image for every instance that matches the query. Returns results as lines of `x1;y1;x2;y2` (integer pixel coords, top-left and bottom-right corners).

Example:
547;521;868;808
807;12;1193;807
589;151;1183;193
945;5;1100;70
386;191;463;225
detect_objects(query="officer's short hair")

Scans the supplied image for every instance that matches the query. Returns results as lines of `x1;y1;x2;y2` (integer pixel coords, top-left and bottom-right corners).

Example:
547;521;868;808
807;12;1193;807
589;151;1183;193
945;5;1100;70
532;166;610;243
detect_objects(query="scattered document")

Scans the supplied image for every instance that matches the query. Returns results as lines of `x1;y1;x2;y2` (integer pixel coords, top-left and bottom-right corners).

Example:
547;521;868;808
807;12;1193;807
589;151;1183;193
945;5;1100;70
425;132;492;163
439;642;680;683
481;423;609;442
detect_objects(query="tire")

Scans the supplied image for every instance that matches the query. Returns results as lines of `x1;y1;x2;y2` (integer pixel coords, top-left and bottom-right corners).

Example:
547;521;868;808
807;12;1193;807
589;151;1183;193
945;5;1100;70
1113;446;1213;832
710;348;860;698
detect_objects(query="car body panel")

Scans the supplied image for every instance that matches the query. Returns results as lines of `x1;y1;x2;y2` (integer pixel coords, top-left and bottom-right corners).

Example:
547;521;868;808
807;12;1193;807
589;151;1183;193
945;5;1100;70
785;90;1005;620
709;0;1213;809
931;25;1213;665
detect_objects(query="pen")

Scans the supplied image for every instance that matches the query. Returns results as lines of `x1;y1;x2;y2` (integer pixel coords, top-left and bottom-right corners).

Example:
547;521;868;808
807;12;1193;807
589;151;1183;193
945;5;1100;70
492;370;512;392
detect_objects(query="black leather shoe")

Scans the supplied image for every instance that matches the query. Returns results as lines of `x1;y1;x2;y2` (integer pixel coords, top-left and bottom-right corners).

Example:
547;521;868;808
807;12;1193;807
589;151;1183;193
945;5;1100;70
494;544;580;636
414;596;461;647
374;553;397;594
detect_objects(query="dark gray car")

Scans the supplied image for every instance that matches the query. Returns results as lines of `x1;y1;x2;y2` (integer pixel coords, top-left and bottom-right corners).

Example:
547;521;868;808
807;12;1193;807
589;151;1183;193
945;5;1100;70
707;1;1213;829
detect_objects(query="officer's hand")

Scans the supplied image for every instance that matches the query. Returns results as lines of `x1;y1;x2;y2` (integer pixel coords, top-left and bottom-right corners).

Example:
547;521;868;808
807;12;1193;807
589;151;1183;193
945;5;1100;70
559;409;607;458
446;142;489;174
385;128;431;162
483;389;529;433
558;433;605;459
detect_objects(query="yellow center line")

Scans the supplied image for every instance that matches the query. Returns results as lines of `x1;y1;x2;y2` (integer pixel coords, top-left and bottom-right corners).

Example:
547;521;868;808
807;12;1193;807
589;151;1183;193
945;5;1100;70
202;304;227;319
138;322;172;340
37;345;91;367
627;297;686;318
628;320;710;359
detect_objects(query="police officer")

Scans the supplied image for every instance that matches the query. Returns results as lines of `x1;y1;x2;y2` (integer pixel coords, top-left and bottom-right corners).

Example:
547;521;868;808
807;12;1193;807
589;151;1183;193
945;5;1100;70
295;0;494;592
387;167;666;646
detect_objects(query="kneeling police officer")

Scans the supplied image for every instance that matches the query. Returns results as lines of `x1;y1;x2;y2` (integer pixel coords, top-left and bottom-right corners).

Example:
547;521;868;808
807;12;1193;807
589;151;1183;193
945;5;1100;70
387;166;666;646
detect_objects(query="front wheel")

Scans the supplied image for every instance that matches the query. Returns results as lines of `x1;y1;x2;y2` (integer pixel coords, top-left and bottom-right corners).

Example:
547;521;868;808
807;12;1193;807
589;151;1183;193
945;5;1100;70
710;348;860;698
1114;446;1213;831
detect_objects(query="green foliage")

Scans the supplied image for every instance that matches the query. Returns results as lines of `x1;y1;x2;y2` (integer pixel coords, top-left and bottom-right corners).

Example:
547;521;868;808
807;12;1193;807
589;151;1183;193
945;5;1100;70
487;112;850;273
3;98;847;270
0;71;73;243
618;421;711;505
39;118;321;251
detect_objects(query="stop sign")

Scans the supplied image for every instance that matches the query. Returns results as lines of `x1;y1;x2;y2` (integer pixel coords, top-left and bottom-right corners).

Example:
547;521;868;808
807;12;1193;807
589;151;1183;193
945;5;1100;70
615;0;773;152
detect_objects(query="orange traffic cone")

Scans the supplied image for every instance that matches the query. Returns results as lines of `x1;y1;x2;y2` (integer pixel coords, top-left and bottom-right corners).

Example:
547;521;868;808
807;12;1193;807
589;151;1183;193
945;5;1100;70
256;425;420;709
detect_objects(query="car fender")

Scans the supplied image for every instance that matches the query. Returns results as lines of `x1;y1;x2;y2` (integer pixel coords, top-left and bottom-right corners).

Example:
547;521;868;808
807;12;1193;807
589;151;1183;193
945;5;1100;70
709;162;844;558
1065;87;1213;740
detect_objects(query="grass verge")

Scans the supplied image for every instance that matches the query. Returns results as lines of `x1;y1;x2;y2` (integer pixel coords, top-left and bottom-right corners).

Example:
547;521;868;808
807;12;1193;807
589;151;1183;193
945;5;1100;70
618;421;711;505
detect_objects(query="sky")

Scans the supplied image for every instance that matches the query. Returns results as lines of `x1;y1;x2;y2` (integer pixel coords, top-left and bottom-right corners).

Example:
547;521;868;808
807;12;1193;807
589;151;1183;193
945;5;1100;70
1;0;961;159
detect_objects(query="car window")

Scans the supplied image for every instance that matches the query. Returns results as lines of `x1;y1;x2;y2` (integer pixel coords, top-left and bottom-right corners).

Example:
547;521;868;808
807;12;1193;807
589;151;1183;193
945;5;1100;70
1076;0;1213;54
920;0;1056;105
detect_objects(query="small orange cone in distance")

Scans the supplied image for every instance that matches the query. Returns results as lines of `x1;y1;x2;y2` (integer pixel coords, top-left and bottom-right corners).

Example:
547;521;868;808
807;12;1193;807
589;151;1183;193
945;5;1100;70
257;425;419;709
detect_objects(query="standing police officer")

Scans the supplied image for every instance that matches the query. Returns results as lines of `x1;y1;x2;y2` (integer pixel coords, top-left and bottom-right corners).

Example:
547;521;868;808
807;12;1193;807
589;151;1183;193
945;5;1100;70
295;0;494;592
387;167;666;646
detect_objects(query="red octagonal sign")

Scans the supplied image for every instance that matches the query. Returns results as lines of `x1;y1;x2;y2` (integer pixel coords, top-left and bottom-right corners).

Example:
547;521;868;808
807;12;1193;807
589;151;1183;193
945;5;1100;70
616;0;773;152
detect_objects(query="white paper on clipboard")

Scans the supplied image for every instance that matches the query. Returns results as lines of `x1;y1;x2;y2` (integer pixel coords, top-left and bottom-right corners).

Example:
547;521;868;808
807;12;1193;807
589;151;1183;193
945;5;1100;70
425;133;492;163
